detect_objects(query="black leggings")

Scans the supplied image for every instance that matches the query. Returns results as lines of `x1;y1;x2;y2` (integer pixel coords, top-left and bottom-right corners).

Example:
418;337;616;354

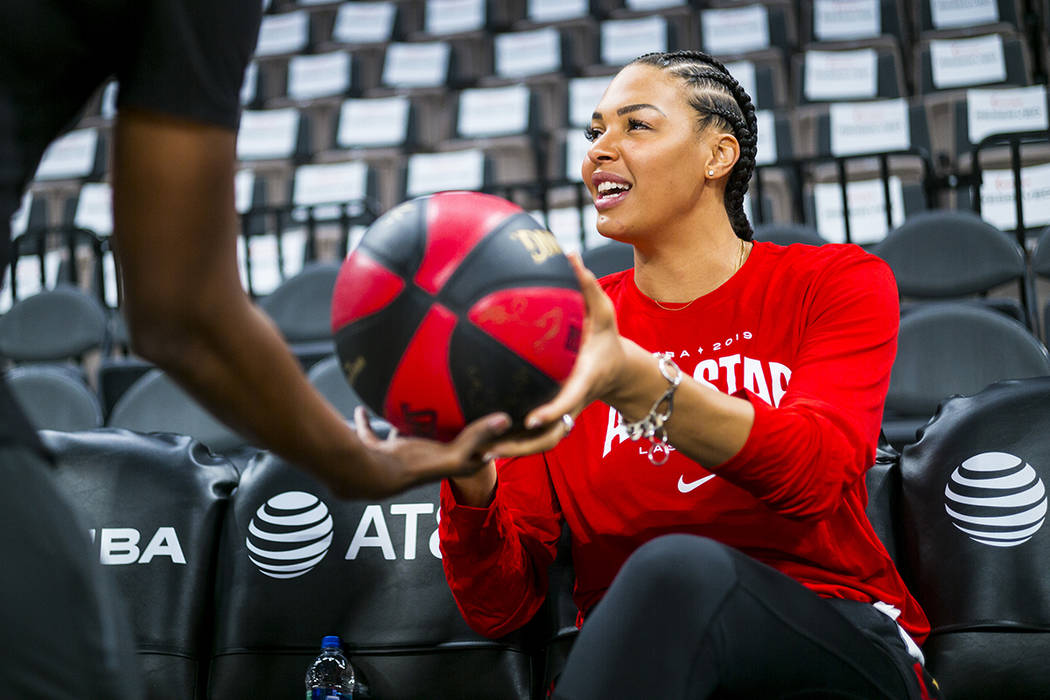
554;534;932;699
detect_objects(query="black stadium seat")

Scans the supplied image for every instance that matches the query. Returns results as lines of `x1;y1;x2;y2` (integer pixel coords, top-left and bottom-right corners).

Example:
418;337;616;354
895;377;1050;698
207;452;540;700
580;240;632;278
0;284;108;364
106;369;253;458
753;222;827;246
875;209;1036;329
883;302;1050;448
40;429;240;700
4;365;103;432
257;261;340;368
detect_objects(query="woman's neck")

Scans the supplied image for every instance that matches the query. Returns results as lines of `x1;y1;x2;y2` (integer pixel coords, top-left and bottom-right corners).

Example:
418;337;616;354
632;222;745;304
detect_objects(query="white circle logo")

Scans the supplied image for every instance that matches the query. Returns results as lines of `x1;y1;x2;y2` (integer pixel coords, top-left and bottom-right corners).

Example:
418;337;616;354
944;452;1047;547
247;491;334;578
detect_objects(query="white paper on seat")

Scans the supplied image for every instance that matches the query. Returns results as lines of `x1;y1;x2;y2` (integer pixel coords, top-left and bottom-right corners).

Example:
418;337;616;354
74;183;113;236
338;96;410;148
0;270;10;314
930;0;998;30
830;98;910;157
13;249;63;295
10;192;32;239
527;0;588;23
255;11;309;57
626;0;686;9
240;62;258;105
237;108;300;160
102;250;118;308
406;149;484;197
540;206;594;254
814;0;880;41
980;163;1050;231
931;34;1006;89
382;42;451;88
569;76;612;128
288;51;351;101
293;161;369;206
813;176;904;244
101;81;118;120
701;5;770;56
458;85;531;138
235;170;256;214
35;129;99;180
967;85;1049;145
804;48;878;102
601;16;667;67
244;231;306;295
246;234;281;296
332;2;396;45
755;110;778;165
495;28;561;79
725;61;757;108
425;0;485;35
564;134;589;183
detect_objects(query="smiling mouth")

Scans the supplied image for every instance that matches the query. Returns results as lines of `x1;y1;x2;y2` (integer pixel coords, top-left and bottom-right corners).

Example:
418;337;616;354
595;181;632;209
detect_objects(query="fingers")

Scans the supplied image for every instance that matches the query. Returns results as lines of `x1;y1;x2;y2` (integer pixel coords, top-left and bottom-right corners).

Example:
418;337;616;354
486;418;567;459
353;406;382;447
525;369;592;428
568;253;613;313
451;412;512;459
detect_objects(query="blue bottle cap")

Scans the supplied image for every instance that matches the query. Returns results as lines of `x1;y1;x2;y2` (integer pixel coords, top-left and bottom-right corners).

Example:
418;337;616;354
321;635;341;648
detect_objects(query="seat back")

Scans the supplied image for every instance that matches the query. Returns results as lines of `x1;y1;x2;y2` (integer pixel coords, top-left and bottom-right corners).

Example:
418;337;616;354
580;240;633;278
876;209;1033;327
897;377;1050;698
40;429;239;700
4;365;102;431
257;261;340;368
0;285;108;362
887;302;1050;417
208;452;538;699
753;223;827;246
106;369;249;454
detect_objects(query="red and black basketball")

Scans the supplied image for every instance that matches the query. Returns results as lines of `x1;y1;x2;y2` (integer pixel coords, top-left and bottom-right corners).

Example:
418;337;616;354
331;191;585;441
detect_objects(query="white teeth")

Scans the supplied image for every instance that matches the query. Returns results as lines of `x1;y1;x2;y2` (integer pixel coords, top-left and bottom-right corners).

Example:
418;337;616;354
596;181;630;196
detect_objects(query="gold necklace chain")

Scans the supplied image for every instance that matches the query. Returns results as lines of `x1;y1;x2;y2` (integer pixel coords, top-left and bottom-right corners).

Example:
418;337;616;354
651;238;751;312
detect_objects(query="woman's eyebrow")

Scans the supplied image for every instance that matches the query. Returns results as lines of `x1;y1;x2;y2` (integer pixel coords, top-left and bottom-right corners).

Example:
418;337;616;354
591;103;667;121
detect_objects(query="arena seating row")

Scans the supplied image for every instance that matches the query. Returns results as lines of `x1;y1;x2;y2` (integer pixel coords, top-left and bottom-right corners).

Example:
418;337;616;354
13;0;1049;256
4;211;1050;455
35;373;1050;699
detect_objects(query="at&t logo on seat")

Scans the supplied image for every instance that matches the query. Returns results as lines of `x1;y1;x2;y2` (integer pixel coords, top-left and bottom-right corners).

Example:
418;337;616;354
247;491;442;580
248;491;334;579
944;452;1047;548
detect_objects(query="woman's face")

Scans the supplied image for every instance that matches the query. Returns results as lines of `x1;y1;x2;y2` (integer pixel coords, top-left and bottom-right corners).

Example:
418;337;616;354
582;63;713;242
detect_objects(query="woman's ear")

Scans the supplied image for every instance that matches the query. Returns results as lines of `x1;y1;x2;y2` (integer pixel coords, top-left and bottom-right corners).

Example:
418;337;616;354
705;133;741;179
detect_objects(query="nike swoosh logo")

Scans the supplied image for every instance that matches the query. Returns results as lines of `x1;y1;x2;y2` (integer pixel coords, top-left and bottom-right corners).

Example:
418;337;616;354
677;474;716;493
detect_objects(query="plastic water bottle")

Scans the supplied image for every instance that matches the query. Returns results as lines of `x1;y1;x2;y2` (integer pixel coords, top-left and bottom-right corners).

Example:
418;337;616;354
305;635;355;700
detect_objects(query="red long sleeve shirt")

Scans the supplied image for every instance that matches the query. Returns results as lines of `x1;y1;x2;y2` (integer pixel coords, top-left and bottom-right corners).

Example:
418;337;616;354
439;242;930;646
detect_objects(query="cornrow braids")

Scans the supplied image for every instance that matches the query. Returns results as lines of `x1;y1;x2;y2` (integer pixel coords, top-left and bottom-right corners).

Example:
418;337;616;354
630;50;758;241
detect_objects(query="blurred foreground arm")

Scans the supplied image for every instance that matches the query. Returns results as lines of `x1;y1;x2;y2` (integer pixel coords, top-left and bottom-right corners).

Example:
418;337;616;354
111;110;508;498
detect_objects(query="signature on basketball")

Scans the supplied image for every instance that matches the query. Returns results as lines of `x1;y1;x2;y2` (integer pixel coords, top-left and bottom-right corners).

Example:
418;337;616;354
509;228;562;264
474;300;573;353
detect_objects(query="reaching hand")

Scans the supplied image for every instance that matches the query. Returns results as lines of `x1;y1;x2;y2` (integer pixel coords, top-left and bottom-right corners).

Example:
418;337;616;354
485;253;632;458
351;407;510;498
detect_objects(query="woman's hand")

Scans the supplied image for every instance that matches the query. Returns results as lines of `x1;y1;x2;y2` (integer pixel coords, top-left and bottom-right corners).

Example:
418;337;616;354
351;406;509;498
485;253;634;458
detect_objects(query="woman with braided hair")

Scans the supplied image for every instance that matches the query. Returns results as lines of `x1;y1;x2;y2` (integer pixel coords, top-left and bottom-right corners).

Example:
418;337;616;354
436;50;939;698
